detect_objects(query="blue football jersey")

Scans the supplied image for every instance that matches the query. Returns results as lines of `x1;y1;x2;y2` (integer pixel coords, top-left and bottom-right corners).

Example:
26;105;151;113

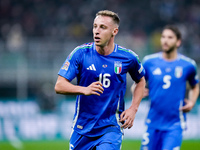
143;52;199;130
58;42;145;136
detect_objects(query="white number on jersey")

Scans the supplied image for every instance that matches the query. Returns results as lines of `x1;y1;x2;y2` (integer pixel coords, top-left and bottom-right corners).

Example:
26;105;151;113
162;75;171;89
99;73;111;88
142;132;150;145
70;144;74;150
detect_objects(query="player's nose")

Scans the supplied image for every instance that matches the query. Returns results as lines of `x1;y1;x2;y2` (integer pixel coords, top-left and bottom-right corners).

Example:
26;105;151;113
94;27;100;34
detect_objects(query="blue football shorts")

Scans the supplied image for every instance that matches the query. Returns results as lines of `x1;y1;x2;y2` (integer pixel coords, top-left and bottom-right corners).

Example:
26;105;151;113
69;130;123;150
140;127;183;150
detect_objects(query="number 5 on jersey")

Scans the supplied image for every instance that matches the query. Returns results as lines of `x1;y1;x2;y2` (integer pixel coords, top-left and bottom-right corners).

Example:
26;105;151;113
163;75;172;89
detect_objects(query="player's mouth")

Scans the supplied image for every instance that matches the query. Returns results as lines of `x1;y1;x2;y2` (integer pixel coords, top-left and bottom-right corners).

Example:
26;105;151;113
94;37;101;42
162;43;169;49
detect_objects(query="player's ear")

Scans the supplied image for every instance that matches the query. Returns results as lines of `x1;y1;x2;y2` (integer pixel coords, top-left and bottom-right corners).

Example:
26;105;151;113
112;28;118;36
176;39;181;47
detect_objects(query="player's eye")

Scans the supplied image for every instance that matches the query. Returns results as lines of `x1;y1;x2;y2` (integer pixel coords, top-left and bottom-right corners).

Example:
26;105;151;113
101;25;106;29
93;24;97;28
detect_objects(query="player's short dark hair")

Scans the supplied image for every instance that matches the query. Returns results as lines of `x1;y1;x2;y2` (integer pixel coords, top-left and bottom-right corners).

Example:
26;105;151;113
96;10;120;27
163;25;182;40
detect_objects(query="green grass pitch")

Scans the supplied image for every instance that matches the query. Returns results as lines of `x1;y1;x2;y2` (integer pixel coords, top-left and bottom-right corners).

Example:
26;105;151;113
0;140;200;150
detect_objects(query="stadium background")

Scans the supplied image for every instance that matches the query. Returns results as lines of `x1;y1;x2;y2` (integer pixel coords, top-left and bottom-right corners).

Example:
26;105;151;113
0;0;200;149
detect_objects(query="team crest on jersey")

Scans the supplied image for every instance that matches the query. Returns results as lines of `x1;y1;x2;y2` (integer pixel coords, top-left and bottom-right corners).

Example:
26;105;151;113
61;60;70;71
175;66;183;78
114;61;122;74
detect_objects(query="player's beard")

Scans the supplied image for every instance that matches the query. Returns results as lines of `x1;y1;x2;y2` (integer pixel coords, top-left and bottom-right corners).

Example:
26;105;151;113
162;44;176;54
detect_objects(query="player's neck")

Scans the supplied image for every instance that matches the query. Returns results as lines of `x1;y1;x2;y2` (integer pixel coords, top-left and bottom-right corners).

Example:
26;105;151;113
96;42;115;55
162;49;178;61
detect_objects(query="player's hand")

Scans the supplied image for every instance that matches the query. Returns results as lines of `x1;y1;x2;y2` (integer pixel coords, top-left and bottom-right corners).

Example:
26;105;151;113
83;81;104;96
180;99;195;112
119;108;136;129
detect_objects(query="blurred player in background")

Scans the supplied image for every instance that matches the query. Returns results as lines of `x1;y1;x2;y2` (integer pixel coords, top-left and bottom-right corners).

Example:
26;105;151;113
140;25;199;150
55;10;145;150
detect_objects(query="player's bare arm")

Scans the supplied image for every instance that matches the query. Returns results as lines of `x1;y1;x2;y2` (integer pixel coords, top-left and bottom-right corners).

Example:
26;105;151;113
120;77;146;129
131;83;149;98
180;83;199;112
55;75;104;96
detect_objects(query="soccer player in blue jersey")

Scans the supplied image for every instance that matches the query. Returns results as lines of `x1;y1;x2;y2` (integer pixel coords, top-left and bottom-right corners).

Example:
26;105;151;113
140;25;199;150
54;10;146;150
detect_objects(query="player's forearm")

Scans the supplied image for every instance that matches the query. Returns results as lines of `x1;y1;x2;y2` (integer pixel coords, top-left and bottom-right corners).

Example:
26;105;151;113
188;83;199;106
130;77;146;112
55;83;84;95
55;76;84;95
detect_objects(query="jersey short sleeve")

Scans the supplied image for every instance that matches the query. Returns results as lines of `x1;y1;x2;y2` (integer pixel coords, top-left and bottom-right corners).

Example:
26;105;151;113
58;46;82;81
128;51;145;83
186;58;199;86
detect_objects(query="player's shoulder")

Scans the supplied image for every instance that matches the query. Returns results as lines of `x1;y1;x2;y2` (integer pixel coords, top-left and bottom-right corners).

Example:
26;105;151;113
68;42;93;60
74;42;93;52
117;45;139;58
142;52;161;63
178;54;196;66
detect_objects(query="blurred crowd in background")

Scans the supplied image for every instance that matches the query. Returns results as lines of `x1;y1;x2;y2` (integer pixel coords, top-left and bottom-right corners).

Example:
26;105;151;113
1;0;200;40
0;0;200;111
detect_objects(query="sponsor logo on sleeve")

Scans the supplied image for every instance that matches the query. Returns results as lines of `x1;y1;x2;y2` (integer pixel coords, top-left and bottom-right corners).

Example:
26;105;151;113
61;61;70;71
138;65;144;74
